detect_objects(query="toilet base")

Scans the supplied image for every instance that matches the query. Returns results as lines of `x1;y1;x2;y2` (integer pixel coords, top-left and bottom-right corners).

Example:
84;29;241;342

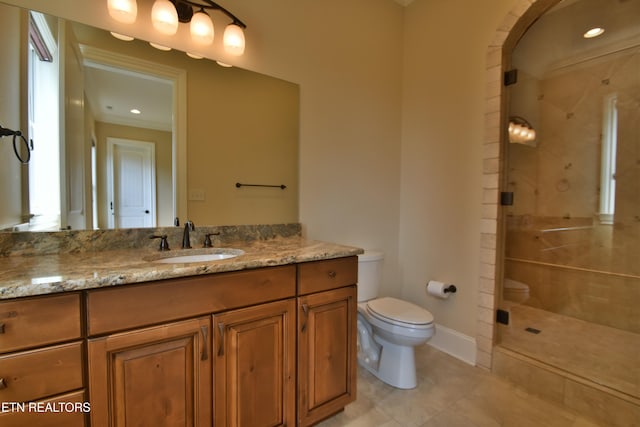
358;334;418;389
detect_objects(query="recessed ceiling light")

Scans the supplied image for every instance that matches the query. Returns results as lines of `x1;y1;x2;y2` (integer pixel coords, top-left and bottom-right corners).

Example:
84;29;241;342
187;52;204;59
130;109;141;114
584;27;605;38
216;61;233;68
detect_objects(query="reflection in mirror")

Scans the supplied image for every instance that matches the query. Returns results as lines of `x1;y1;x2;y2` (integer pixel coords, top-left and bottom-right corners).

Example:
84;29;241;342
0;2;299;233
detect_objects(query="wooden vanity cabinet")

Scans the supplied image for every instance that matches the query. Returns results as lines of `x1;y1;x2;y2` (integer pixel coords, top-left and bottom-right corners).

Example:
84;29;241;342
2;256;357;427
0;293;86;427
297;258;358;427
213;299;296;427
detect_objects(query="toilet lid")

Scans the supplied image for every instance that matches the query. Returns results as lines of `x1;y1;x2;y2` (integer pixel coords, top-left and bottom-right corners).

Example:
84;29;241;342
366;297;434;326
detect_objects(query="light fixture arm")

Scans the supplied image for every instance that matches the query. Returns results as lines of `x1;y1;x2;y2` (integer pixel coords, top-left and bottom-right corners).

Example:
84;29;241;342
172;0;246;28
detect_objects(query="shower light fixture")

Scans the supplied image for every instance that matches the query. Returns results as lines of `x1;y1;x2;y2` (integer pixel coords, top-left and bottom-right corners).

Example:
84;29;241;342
107;0;247;56
508;116;536;146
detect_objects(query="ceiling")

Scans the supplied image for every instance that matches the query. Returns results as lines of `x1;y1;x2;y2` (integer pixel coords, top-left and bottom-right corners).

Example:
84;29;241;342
514;0;640;76
83;63;173;132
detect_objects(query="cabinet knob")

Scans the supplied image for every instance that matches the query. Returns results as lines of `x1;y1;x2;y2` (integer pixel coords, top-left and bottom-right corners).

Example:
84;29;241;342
0;378;7;389
328;270;337;279
0;323;5;334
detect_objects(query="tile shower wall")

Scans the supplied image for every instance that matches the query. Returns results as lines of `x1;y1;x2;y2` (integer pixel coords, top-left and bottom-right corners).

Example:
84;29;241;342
504;49;640;333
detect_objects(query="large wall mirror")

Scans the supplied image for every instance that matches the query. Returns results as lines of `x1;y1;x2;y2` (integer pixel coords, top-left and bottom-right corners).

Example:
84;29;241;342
0;1;299;233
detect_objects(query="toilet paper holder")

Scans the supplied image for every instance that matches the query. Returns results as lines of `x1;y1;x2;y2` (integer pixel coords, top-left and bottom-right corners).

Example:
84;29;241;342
443;284;457;293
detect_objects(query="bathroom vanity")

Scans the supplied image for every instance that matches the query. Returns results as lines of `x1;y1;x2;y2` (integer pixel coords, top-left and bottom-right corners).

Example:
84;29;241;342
0;230;361;427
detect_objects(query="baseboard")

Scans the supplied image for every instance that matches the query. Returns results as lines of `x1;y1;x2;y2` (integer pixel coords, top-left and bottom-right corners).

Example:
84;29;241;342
427;323;477;366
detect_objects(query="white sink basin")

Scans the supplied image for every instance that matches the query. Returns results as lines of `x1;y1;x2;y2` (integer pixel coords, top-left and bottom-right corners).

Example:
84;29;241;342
153;249;244;264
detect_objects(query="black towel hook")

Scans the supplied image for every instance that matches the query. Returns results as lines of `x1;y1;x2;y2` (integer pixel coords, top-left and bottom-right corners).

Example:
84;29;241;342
0;124;31;164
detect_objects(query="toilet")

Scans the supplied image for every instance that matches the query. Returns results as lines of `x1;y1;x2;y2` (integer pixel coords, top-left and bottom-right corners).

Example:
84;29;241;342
503;278;530;303
356;251;435;389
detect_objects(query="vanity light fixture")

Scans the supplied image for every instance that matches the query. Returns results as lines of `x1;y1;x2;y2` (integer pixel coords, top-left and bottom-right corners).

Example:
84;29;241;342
108;0;247;56
508;116;537;146
130;109;141;114
584;27;605;38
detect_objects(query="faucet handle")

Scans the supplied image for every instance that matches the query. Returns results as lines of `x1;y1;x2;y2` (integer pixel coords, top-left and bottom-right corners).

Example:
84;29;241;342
150;235;170;251
204;232;221;248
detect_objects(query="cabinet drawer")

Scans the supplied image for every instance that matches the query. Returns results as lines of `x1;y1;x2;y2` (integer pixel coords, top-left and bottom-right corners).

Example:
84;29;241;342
87;265;297;335
0;341;83;403
0;390;87;427
297;257;358;295
0;293;81;353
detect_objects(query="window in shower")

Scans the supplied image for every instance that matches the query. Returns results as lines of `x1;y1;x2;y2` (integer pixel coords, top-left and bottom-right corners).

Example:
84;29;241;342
599;93;617;225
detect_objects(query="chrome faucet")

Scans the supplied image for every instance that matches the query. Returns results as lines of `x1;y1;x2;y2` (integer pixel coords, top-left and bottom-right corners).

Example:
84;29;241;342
182;220;195;249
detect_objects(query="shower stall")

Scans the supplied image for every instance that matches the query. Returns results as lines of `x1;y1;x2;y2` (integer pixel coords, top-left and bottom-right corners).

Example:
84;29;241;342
496;0;639;408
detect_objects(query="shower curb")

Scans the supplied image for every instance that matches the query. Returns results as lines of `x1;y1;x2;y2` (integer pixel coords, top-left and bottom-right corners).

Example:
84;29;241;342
492;346;640;427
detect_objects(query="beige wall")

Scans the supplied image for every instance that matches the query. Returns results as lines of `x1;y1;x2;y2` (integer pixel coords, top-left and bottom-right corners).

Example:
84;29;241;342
0;4;24;229
2;0;525;349
400;0;517;337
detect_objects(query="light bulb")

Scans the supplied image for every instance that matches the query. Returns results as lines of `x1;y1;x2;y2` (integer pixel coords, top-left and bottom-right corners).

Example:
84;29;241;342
152;0;179;36
223;24;245;56
190;10;214;45
107;0;137;24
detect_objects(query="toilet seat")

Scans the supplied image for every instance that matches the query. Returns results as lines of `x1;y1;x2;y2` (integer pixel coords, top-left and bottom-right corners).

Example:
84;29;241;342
366;297;433;328
504;279;529;291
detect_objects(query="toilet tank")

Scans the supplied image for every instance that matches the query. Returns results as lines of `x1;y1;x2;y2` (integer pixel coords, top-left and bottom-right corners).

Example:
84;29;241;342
357;251;384;302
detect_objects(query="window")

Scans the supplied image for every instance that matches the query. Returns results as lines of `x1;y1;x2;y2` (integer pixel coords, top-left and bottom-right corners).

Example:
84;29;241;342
599;93;617;225
27;12;60;231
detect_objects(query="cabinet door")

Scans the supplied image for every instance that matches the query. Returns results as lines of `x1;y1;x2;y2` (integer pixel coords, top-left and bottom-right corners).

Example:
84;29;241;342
297;286;357;427
213;299;296;427
88;317;212;427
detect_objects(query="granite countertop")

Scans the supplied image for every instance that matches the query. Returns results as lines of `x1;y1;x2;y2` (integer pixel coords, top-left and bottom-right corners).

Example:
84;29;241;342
0;237;363;300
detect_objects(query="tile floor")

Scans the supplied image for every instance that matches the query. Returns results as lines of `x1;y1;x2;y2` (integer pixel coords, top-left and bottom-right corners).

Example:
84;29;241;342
317;345;604;427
